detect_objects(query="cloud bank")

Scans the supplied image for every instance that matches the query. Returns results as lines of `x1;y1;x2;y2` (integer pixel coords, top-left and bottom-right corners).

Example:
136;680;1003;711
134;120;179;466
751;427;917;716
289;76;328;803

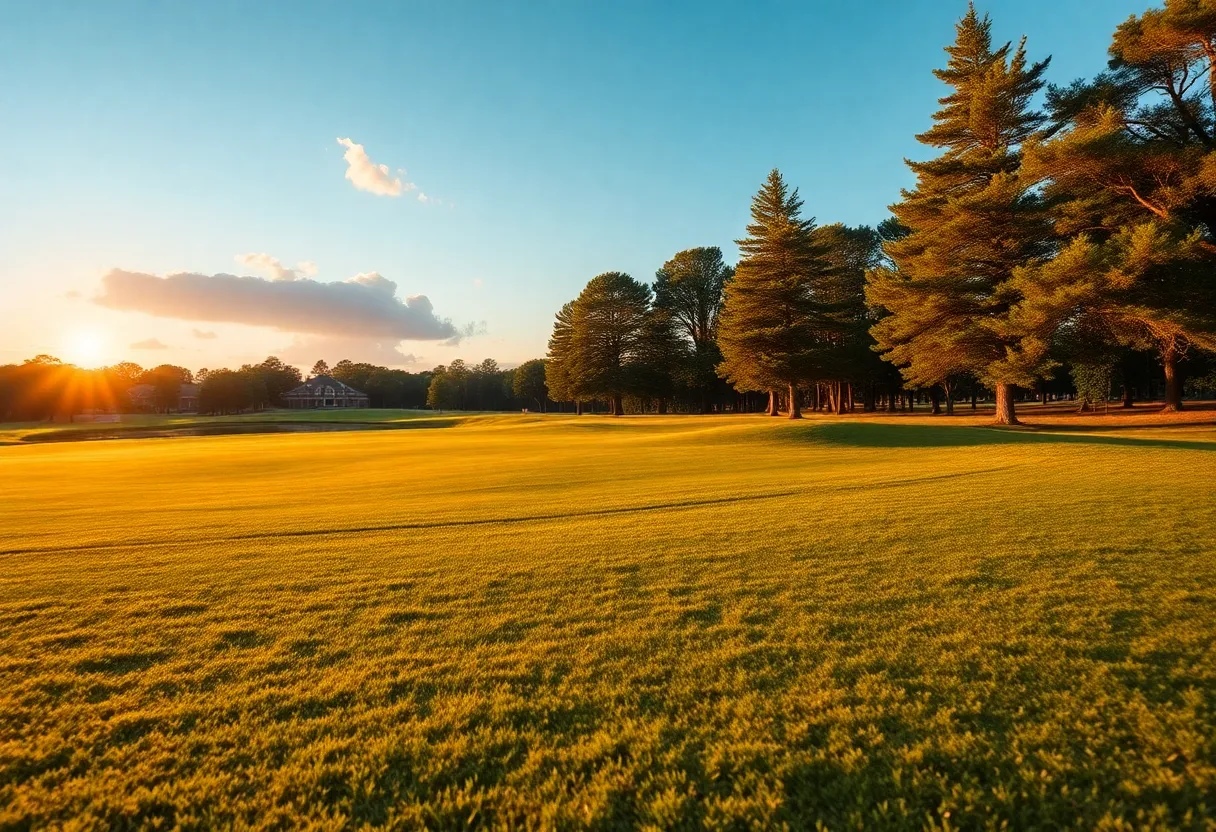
337;138;412;197
192;328;217;340
130;338;169;350
96;269;461;342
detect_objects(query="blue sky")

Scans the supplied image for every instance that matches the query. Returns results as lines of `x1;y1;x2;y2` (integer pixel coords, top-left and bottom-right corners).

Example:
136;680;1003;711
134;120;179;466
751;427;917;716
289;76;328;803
0;0;1147;371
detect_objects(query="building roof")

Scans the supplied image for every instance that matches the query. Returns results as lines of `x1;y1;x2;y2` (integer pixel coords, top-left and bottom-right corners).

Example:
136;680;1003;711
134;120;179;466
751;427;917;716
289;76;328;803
284;375;368;398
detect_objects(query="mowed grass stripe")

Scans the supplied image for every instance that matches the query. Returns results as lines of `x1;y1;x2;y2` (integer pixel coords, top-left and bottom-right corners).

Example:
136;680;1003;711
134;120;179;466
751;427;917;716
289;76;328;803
0;464;1021;557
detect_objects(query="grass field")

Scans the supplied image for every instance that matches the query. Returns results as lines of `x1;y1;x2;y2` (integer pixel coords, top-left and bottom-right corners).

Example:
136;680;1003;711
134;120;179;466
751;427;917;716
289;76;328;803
0;408;464;445
2;411;1215;829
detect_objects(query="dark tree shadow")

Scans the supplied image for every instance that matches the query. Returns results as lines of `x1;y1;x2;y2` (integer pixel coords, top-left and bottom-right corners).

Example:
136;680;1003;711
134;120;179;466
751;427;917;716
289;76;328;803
797;422;1216;452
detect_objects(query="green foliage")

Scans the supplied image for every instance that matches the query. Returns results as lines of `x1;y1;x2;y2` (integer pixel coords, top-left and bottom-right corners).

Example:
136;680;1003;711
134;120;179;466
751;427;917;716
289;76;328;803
2;417;1215;827
1071;361;1114;410
869;7;1053;420
546;273;656;415
198;368;264;414
717;169;831;405
425;370;460;410
544;302;578;406
1026;1;1216;408
240;356;302;407
512;358;548;410
654;247;731;410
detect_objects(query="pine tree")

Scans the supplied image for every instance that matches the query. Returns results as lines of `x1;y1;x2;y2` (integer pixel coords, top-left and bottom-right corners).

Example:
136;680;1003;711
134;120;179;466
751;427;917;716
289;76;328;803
868;5;1053;424
545;302;580;412
717;169;830;419
1020;1;1216;411
568;272;653;416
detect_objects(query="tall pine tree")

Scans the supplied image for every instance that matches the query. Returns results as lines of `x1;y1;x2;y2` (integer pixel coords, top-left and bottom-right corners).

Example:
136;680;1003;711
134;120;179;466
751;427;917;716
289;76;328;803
1019;1;1216;410
868;5;1053;424
717;169;830;419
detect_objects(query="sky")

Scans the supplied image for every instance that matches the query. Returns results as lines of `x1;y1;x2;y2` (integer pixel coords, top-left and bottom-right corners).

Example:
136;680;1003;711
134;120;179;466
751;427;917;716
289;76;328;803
0;0;1149;373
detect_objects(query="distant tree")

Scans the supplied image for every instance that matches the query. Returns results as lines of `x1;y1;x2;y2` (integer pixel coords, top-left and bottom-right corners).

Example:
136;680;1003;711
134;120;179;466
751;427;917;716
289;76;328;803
426;370;460;411
311;359;330;377
654;247;732;412
717;169;830;418
513;359;548;411
106;361;145;387
195;368;210;384
198;369;248;414
140;364;193;412
242;356;302;406
331;359;356;382
867;7;1053;424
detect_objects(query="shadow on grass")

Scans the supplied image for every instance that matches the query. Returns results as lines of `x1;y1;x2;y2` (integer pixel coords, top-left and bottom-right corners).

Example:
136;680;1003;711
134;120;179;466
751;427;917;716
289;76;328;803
21;418;463;443
799;422;1216;451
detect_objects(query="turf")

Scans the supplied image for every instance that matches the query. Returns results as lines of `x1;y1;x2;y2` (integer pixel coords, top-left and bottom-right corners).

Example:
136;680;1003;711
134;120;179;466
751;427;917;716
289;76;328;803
0;408;464;445
2;414;1215;829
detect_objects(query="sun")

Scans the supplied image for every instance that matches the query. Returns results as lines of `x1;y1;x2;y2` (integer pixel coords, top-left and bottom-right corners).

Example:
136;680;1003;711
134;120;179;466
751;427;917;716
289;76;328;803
64;332;106;368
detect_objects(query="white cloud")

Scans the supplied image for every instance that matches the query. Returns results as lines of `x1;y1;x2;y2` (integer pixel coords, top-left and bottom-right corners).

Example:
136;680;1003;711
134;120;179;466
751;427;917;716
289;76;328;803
336;137;414;197
96;269;463;342
192;328;217;340
235;253;317;282
130;338;169;350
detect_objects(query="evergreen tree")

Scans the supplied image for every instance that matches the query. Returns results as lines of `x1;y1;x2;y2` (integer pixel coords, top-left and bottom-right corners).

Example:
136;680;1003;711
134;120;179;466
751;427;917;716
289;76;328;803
809;224;887;413
868;5;1053;424
1020;1;1216;410
567;272;653;416
311;360;329;377
545;302;581;412
717;169;830;419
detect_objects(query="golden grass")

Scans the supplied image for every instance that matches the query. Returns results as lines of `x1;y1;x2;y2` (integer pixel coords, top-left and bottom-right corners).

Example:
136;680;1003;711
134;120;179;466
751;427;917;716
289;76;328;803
2;414;1214;828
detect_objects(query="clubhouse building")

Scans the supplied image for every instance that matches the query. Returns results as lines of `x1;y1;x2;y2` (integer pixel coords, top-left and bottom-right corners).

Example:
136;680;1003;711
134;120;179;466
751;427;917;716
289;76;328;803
283;375;370;409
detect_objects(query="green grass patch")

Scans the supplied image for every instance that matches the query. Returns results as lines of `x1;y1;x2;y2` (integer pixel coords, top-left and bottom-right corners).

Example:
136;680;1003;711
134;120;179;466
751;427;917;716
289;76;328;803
1;415;1214;828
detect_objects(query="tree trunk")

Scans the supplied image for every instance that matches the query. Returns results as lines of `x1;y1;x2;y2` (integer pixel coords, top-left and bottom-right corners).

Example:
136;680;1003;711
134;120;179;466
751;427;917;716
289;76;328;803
1161;342;1184;412
970;390;977;411
994;383;1019;425
930;385;942;415
887;387;896;412
767;390;779;417
944;380;954;416
575;400;583;416
658;398;668;415
611;394;624;416
787;384;802;419
1121;384;1134;408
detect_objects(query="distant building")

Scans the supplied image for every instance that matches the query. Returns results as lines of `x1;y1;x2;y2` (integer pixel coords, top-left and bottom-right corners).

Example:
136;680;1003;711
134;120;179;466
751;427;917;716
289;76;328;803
127;383;200;413
283;375;370;409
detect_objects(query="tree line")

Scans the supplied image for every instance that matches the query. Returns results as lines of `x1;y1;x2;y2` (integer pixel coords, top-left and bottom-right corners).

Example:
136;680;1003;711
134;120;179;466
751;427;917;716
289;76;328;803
543;2;1216;422
0;353;557;421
